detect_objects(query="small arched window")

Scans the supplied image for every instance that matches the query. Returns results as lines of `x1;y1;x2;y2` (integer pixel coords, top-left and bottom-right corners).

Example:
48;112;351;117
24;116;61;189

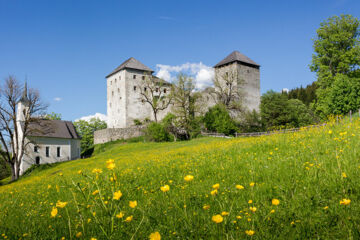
35;156;40;165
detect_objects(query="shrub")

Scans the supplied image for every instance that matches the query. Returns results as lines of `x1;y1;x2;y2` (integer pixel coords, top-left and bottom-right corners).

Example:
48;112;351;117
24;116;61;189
203;104;238;136
145;122;172;142
238;110;263;133
133;119;142;126
0;157;10;180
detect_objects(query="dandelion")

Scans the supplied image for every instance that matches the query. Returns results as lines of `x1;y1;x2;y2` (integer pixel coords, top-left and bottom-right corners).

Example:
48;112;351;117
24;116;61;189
160;185;170;192
77;170;82;174
129;201;137;208
149;232;161;240
116;212;124;219
203;204;210;210
184;175;194;182
210;189;218;196
106;159;115;170
56;201;68;208
248;200;253;204
249;182;255;187
125;215;133;222
221;211;229;216
270;209;275;213
92;190;99;196
236;215;242;219
342;172;347;178
50;207;58;218
75;232;82;238
340;198;351;205
272;199;280;206
113;190;122;200
245;230;255;236
212;183;220;189
236;185;244;190
323;206;329;210
249;207;257;212
328;130;332;134
90;238;97;240
47;185;51;189
212;214;223;223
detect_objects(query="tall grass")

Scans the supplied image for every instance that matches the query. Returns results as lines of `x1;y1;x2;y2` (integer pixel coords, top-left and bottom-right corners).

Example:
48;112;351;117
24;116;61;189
0;117;359;239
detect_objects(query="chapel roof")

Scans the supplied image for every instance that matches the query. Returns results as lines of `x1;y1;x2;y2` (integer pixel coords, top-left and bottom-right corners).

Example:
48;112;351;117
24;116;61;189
106;57;154;78
27;119;81;139
214;51;260;68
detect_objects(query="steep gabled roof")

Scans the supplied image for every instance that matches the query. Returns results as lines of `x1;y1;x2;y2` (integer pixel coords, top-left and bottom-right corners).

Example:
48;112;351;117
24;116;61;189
214;51;260;68
28;119;81;139
106;57;154;78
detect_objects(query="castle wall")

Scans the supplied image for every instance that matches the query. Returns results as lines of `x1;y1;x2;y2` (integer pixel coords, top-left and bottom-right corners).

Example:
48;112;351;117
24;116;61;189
107;70;126;128
94;126;146;144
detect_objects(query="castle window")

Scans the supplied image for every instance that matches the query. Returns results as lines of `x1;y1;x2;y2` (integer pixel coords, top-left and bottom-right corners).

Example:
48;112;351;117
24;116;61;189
156;88;159;92
35;156;40;165
164;88;167;93
119;76;121;80
34;146;38;153
57;147;61;157
144;87;147;92
133;75;136;79
46;146;49;157
162;100;165;105
115;78;117;83
134;86;137;91
112;91;114;96
142;76;145;80
141;99;145;103
118;88;120;93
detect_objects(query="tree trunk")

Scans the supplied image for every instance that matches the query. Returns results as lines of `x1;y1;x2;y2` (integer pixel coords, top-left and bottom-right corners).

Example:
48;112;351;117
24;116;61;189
153;110;158;122
10;163;16;181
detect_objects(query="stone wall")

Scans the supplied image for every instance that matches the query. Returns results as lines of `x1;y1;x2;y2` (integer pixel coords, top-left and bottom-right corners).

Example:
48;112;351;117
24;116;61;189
94;126;146;144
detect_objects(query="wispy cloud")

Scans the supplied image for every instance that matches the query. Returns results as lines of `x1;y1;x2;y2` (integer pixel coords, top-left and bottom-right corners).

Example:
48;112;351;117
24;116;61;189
155;62;214;90
75;113;108;123
54;97;62;102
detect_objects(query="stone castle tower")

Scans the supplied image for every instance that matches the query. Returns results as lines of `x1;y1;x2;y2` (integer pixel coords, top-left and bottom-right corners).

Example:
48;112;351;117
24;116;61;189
213;51;260;112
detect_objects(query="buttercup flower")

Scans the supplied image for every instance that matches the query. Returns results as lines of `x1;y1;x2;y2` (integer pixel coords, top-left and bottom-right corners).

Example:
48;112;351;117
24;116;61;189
249;182;255;187
113;190;122;200
160;185;170;192
249;207;257;212
149;232;161;240
211;189;218;196
129;201;137;208
340;198;351;205
212;214;223;223
56;201;68;208
184;175;194;182
51;207;58;218
245;230;255;236
125;215;133;222
92;190;99;196
116;212;124;219
106;159;115;170
236;185;244;190
272;199;280;206
203;204;210;210
212;183;220;189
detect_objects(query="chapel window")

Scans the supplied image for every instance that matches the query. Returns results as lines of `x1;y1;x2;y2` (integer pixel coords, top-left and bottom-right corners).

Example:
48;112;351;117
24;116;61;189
134;86;137;91
46;146;50;157
57;147;61;157
34;146;38;153
133;75;136;79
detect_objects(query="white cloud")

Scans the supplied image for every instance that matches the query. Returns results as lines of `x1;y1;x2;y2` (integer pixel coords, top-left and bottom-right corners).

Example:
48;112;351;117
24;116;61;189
75;113;108;123
54;97;62;102
282;88;289;93
155;62;214;90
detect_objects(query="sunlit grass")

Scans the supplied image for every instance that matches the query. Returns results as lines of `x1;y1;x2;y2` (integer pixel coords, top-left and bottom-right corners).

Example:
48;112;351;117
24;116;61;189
0;117;360;239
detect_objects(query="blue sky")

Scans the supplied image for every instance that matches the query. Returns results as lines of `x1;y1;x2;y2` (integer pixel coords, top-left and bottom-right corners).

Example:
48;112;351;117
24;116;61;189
0;0;359;121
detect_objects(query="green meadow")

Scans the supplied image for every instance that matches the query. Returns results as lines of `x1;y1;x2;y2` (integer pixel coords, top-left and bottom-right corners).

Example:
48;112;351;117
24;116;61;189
0;117;360;239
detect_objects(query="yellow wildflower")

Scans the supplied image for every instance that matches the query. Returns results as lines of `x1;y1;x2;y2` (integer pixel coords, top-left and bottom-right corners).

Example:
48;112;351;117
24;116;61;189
211;214;223;223
106;159;116;170
210;189;218;196
340;198;351;205
203;204;210;210
90;238;97;240
77;170;82;174
249;182;255;187
129;201;137;208
149;232;161;240
124;215;133;222
116;212;124;219
92;168;102;174
113;190;122;200
236;215;242;219
236;185;244;190
50;207;58;218
323;206;329;210
270;209;275;213
160;185;170;192
75;232;82;238
249;207;257;212
184;175;194;182
56;201;68;208
221;211;229;216
248;200;253;204
245;230;255;236
342;172;347;178
212;183;220;189
92;190;99;196
272;199;280;206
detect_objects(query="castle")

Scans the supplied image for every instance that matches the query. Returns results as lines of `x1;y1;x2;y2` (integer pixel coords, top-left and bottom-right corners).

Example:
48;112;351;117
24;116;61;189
95;51;260;143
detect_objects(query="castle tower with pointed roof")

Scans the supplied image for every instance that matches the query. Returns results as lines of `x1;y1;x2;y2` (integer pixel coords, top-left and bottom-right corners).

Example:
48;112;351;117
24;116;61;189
214;51;260;112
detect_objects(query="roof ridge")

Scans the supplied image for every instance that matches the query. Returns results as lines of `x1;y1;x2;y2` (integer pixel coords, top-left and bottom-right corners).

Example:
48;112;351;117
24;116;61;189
214;50;259;68
106;57;154;78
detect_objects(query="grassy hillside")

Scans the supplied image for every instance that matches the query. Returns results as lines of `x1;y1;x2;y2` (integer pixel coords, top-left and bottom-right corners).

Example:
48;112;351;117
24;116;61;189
1;117;360;239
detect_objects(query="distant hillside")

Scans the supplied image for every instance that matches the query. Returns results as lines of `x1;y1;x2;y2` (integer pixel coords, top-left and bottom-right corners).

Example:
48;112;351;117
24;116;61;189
0;117;360;239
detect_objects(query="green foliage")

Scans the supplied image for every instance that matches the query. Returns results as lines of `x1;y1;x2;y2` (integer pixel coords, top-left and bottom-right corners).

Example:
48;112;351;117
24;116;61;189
44;112;62;120
74;118;107;156
203;104;238;136
310;14;360;117
133;119;142;126
286;82;318;106
238;110;263;133
0;157;10;180
261;91;315;129
145;122;172;142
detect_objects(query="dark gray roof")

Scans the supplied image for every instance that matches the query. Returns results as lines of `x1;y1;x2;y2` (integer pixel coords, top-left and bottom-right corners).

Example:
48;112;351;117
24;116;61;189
214;51;260;68
106;57;154;78
28;119;80;139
